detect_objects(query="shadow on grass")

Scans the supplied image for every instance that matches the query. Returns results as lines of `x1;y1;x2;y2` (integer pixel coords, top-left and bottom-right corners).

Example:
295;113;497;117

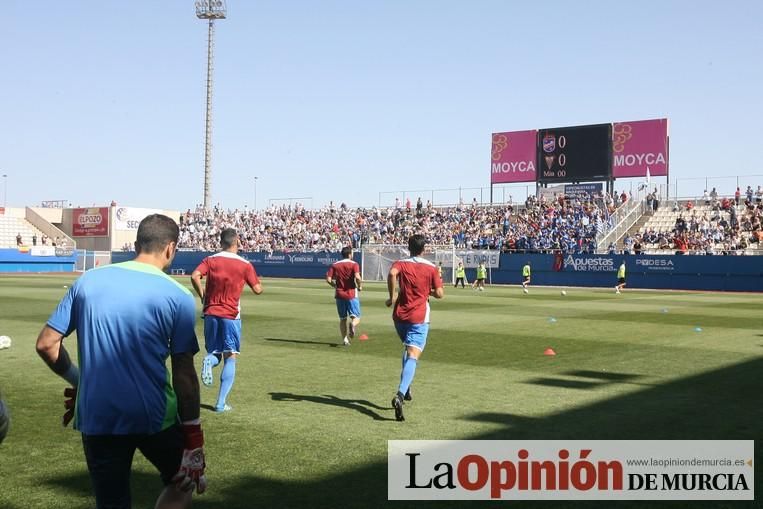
42;358;762;509
270;392;396;421
526;369;648;390
264;337;340;348
562;370;644;382
525;377;604;390
42;470;165;509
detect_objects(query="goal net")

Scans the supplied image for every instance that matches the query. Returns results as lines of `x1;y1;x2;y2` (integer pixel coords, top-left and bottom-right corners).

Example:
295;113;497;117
360;244;457;285
75;250;112;272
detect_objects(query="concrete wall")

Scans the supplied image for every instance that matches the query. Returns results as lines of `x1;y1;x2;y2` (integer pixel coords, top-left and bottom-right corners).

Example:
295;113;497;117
55;206;180;252
29;207;63;224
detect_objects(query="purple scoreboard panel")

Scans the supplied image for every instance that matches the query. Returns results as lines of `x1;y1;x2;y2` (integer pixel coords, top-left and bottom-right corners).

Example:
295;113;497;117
490;130;538;184
612;118;669;178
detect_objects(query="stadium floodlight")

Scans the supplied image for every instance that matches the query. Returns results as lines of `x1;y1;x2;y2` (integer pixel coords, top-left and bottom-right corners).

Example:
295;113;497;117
195;1;227;209
195;0;227;19
2;174;7;209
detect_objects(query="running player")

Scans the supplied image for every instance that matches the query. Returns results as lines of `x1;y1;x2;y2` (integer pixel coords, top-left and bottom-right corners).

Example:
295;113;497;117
386;234;444;421
191;229;263;413
326;246;362;346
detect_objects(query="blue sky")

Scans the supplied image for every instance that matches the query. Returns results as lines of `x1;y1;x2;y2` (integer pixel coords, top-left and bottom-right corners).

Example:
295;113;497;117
3;0;762;210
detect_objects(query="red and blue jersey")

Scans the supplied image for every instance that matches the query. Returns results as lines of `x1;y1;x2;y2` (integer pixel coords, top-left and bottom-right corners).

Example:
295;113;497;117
327;258;360;300
47;261;199;435
392;257;443;324
194;251;260;319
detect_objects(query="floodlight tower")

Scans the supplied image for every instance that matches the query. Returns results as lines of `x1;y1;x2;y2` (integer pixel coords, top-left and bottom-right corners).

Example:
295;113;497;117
196;0;227;209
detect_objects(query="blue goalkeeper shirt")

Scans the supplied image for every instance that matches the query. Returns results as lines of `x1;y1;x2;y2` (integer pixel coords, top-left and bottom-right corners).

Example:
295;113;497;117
47;261;199;435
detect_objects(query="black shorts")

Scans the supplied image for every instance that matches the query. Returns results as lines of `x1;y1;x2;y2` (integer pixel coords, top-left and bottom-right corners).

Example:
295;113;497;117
523;276;530;282
618;277;626;284
82;425;184;509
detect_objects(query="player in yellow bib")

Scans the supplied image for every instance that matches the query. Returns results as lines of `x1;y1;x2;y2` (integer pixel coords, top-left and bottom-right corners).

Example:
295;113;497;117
473;262;487;291
522;262;531;293
616;261;626;294
454;262;466;288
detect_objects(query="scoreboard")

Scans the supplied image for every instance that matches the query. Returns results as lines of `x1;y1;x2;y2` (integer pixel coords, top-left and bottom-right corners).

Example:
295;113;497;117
537;123;611;183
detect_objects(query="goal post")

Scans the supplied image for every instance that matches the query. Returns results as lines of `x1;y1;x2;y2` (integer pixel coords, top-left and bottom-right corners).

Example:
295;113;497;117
360;244;501;286
360;244;457;285
75;250;112;272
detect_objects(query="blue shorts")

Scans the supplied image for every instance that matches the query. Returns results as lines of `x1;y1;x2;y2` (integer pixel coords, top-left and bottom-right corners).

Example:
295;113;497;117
394;322;429;352
204;316;242;354
335;298;361;320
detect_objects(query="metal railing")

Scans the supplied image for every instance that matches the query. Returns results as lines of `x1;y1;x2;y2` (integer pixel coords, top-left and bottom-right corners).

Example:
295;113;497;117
595;199;648;253
378;184;535;209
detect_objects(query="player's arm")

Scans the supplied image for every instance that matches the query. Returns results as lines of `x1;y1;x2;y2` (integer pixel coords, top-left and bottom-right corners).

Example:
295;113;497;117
385;266;399;307
354;271;362;291
171;352;200;422
36;325;79;386
190;270;205;303
246;265;263;295
171;351;207;494
170;296;207;494
325;266;336;288
430;270;444;299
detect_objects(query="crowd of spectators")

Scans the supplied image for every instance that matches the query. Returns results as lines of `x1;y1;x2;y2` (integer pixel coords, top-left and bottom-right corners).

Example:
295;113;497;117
177;190;619;254
617;185;763;255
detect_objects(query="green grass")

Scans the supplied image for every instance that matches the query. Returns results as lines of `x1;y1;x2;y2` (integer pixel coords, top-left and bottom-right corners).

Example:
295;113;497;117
0;275;760;508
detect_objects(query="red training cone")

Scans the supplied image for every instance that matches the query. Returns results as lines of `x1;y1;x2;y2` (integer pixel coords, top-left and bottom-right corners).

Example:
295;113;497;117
543;348;556;356
359;334;369;341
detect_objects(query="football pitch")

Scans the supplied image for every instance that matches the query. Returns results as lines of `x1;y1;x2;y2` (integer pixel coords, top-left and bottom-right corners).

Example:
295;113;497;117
0;274;760;509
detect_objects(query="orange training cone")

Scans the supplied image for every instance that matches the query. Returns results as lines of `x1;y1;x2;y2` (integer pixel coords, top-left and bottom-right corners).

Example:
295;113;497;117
359;334;369;341
543;348;556;356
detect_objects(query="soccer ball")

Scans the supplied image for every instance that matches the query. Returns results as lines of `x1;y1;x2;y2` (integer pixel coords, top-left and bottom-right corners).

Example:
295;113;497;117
561;290;567;296
523;288;529;294
0;398;9;444
0;336;11;350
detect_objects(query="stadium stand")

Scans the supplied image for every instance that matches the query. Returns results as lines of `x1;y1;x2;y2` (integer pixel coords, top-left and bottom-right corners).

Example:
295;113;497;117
178;193;615;254
631;196;763;255
0;216;46;249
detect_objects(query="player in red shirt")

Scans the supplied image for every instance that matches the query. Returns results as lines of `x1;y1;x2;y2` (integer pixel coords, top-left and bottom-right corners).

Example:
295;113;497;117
386;234;444;421
326;247;362;346
191;229;263;412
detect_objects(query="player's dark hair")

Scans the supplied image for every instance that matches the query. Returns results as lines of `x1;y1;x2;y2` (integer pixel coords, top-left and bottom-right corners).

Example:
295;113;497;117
408;234;426;257
135;214;179;255
220;228;238;250
341;246;353;259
